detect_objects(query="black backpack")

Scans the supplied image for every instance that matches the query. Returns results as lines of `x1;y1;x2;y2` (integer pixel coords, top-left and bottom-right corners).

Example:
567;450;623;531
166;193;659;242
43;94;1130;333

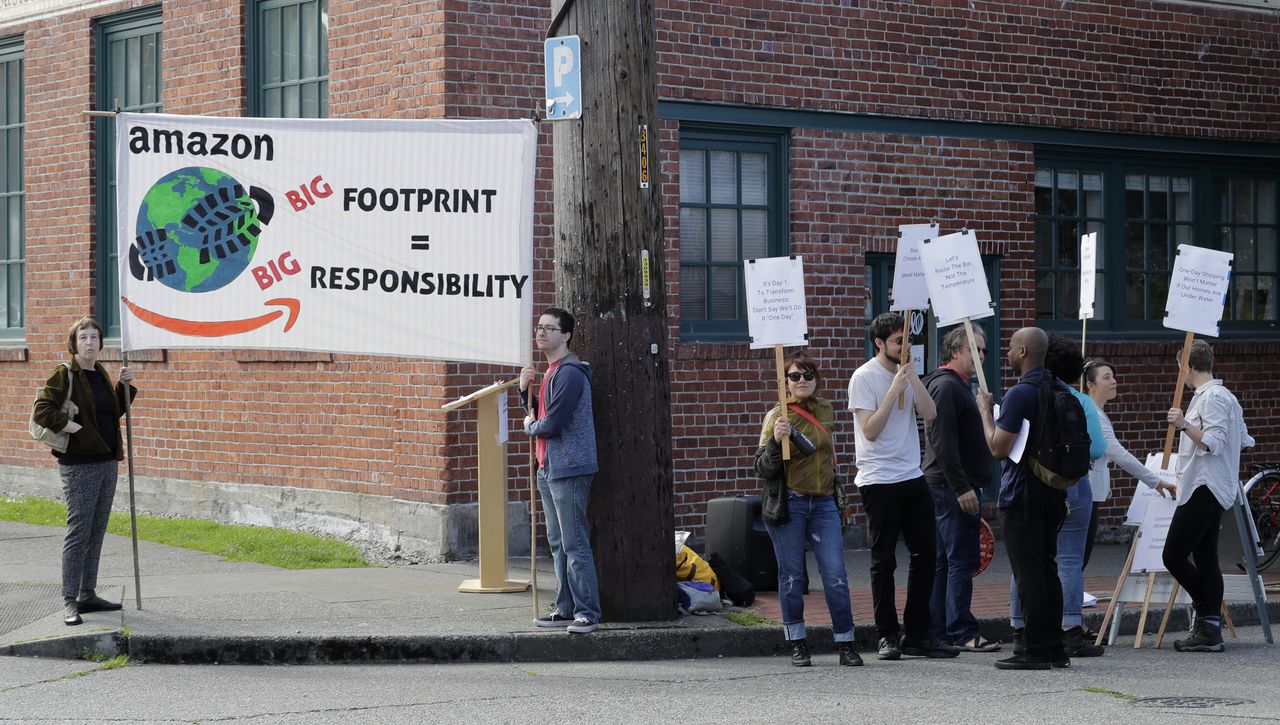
1024;373;1091;490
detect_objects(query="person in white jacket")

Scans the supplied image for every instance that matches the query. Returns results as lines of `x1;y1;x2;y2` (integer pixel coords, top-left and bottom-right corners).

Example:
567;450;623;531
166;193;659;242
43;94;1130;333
1083;359;1177;569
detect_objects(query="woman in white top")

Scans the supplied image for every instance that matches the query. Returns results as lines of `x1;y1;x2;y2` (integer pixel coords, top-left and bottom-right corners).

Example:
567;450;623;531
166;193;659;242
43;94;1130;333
1083;359;1177;568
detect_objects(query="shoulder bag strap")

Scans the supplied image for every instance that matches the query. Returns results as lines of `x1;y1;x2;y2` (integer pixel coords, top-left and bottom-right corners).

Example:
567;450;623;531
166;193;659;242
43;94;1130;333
787;403;836;465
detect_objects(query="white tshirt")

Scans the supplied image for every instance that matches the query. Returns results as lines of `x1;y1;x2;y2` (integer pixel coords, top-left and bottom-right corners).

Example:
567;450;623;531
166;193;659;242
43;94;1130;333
848;356;923;486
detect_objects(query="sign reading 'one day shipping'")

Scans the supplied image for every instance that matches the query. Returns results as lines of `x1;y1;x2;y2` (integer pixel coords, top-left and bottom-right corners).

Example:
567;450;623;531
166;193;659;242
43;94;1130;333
1164;243;1234;338
116;113;536;367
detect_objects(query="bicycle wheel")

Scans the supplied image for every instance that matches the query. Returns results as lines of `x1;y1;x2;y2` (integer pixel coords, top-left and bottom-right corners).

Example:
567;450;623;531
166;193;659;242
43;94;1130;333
1247;470;1280;572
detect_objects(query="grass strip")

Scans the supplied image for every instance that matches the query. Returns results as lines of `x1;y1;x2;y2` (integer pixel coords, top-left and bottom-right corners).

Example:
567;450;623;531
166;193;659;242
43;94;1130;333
0;496;370;570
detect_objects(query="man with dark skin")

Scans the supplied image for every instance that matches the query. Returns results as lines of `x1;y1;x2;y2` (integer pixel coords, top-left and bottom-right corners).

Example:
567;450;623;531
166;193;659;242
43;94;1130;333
977;327;1070;670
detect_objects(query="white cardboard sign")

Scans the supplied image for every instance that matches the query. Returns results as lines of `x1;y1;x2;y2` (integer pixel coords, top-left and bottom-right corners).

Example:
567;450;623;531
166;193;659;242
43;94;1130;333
1126;452;1180;573
745;255;808;350
1079;232;1097;320
890;223;935;311
1163;244;1233;337
918;230;993;326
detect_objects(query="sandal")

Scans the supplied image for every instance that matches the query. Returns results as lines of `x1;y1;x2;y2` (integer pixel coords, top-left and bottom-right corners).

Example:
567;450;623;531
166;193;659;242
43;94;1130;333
959;636;1002;652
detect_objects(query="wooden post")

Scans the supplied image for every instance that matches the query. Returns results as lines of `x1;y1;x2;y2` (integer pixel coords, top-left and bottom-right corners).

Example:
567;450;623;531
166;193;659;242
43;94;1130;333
775;344;791;460
1095;531;1140;647
1134;572;1157;648
1154;581;1181;649
897;312;911;409
1161;331;1196;468
550;0;675;620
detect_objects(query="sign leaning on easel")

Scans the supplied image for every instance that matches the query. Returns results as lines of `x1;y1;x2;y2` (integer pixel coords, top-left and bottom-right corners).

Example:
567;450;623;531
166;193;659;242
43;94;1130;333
1094;244;1273;647
744;256;809;461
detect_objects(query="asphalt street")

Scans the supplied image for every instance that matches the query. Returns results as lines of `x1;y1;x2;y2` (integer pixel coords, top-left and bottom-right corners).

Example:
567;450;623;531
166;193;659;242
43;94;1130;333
0;626;1275;724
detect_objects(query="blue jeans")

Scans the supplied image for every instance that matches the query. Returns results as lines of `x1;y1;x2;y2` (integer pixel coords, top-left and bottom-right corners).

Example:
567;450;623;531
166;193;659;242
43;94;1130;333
763;491;855;642
537;470;601;623
1011;477;1092;629
929;484;980;645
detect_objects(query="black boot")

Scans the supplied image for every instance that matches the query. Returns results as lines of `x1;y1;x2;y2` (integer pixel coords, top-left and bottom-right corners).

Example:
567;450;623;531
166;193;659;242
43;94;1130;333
62;598;81;626
1175;617;1224;653
789;639;812;667
837;642;863;667
76;590;122;613
1063;626;1104;657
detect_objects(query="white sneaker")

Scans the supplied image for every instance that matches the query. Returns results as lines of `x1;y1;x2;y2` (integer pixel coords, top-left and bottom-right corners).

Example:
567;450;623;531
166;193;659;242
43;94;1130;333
566;617;598;634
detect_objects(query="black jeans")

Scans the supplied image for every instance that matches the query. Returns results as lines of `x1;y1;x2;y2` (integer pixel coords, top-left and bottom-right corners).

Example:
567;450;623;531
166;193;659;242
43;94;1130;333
1162;485;1225;618
1001;479;1067;659
859;476;936;641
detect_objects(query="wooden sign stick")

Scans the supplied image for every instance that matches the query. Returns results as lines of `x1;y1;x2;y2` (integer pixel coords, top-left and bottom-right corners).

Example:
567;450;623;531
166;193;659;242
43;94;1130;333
1079;320;1088;392
1154;581;1181;649
962;318;988;394
1095;530;1140;647
1134;572;1158;648
897;312;911;409
775;344;791;460
1161;331;1196;469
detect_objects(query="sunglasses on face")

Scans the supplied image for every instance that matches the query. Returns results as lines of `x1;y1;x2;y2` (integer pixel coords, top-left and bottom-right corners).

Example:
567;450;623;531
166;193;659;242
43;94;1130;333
786;371;816;382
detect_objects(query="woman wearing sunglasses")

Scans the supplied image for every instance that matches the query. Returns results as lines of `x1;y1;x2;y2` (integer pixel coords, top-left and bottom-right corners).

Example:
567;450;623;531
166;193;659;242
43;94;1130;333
1083;359;1177;570
754;351;861;668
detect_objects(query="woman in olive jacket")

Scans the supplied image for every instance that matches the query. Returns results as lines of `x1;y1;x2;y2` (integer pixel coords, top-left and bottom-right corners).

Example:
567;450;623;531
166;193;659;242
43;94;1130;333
32;317;137;626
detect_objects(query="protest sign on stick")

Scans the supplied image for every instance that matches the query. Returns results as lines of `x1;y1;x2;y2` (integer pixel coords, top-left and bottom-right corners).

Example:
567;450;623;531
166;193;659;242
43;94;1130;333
1078;232;1097;389
890;223;935;408
1159;244;1233;467
746;255;809;460
918;230;993;393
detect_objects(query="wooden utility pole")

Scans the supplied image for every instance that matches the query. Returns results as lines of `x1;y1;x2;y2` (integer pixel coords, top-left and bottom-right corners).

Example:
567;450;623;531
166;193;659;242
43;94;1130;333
548;0;674;621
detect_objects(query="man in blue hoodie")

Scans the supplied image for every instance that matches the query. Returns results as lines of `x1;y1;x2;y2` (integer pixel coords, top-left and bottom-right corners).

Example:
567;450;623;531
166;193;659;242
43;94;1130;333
520;307;601;634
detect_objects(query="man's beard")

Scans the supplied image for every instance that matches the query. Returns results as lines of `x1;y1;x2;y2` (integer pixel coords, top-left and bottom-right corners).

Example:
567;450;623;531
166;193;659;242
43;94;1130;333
885;351;901;366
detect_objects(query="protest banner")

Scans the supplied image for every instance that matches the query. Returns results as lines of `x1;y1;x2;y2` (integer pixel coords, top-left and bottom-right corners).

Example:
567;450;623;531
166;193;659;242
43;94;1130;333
918;229;992;392
745;255;809;459
890;223;935;408
116;113;537;367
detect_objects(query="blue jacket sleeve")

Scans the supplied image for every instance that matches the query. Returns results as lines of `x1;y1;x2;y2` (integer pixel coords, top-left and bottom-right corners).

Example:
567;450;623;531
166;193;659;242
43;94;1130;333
525;364;585;438
1073;389;1107;461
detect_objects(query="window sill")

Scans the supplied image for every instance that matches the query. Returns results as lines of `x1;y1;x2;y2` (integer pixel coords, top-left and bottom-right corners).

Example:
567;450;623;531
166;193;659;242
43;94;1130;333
0;345;27;362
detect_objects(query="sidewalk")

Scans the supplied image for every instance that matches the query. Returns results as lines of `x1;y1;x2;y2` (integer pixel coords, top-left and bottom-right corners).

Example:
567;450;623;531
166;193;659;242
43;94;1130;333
2;519;1276;664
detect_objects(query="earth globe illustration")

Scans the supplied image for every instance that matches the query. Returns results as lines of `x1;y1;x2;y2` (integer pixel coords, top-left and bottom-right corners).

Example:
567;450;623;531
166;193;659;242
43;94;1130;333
130;166;273;293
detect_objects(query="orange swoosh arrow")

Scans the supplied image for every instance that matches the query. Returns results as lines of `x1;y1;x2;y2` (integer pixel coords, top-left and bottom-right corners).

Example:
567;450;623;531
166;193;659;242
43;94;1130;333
122;297;300;337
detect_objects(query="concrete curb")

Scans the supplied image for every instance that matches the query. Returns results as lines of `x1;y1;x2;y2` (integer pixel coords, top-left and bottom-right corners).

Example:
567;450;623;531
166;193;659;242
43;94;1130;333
6;601;1277;665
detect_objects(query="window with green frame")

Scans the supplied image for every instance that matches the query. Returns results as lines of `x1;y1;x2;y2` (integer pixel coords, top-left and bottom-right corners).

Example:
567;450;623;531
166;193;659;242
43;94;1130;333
678;126;788;341
249;0;328;118
96;11;162;338
1035;150;1279;335
0;40;22;340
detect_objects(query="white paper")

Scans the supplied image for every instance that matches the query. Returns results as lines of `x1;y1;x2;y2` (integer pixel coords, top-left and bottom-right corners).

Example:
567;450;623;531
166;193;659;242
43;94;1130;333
890;223;935;311
1124;453;1178;526
918;230;994;326
1082;591;1098;608
1131;491;1179;573
1163;244;1233;337
993;404;1031;464
1079;232;1097;320
497;391;509;444
744;255;809;349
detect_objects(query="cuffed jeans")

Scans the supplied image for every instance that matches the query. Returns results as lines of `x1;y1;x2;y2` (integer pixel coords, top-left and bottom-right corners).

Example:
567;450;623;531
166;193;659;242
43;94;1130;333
929;484;981;645
860;477;936;642
763;491;855;642
537;469;601;623
1011;477;1092;629
60;461;118;600
1162;485;1225;618
1002;480;1067;659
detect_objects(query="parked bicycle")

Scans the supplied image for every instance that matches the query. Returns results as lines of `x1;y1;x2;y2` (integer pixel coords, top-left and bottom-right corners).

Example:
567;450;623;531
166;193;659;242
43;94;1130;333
1243;461;1280;572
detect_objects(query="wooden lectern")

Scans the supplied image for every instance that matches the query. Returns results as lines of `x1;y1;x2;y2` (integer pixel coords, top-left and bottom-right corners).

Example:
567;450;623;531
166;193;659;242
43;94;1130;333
441;379;529;593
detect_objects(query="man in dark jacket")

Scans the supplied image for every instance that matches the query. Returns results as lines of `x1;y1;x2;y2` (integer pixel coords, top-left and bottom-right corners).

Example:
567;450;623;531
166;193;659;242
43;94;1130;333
520;307;601;634
923;325;997;652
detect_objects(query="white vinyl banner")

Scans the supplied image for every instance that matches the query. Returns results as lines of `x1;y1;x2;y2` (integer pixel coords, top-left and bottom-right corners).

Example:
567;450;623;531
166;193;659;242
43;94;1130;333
116;113;537;367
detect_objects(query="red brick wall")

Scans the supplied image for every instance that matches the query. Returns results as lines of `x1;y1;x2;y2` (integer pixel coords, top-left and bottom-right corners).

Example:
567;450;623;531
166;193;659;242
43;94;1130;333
1;0;1276;540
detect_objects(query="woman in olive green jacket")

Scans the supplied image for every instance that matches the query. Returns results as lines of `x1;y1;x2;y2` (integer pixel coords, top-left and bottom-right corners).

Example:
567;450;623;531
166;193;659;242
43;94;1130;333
32;317;137;626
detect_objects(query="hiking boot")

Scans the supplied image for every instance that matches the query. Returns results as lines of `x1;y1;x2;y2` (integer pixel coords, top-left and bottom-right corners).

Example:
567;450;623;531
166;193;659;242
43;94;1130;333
533;612;574;628
789;639;812;667
877;634;901;660
901;637;960;658
1012;627;1025;656
1063;626;1104;657
566;617;598;634
1174;617;1224;653
75;592;122;614
63;599;82;626
837;642;863;667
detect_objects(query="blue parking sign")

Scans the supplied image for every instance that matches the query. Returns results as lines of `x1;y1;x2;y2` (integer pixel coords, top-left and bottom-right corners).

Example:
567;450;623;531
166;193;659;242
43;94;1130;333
545;35;582;120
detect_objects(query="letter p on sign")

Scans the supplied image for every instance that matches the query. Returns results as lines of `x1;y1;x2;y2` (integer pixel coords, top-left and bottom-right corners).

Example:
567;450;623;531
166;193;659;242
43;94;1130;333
553;46;573;86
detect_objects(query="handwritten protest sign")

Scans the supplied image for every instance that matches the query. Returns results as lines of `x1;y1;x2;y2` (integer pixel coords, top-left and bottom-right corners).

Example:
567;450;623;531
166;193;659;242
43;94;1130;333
1164;244;1233;337
745;256;808;349
918;230;993;327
